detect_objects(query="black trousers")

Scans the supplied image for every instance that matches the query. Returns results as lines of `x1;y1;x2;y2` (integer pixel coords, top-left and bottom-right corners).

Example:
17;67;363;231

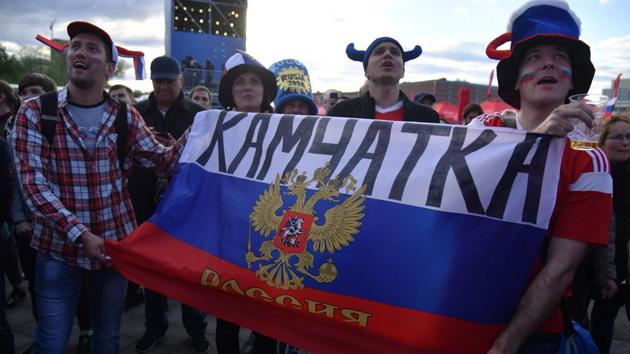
216;318;277;354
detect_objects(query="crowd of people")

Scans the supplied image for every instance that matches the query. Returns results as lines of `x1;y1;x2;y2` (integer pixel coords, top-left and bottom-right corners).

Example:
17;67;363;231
0;1;628;353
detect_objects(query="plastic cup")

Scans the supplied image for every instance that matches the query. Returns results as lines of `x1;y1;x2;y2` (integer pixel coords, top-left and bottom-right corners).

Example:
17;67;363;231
567;94;609;150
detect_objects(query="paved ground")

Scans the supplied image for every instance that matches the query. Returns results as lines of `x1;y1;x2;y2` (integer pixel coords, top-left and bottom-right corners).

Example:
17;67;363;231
609;309;630;353
6;287;630;353
6;292;252;354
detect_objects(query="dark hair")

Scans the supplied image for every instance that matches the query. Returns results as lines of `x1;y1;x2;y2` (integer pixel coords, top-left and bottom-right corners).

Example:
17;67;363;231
19;73;57;95
463;103;484;119
414;92;436;105
0;80;19;113
104;43;114;63
190;85;211;99
261;95;273;113
109;84;133;97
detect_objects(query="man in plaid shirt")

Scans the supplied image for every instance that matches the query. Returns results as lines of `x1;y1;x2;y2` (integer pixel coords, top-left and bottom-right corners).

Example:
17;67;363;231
12;21;188;353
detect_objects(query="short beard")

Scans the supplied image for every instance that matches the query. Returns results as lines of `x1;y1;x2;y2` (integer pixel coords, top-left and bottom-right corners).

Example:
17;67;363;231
69;76;95;90
370;75;399;86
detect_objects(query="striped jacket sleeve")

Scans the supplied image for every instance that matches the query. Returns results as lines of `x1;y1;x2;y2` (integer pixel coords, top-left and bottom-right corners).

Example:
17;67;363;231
550;146;612;246
127;106;189;175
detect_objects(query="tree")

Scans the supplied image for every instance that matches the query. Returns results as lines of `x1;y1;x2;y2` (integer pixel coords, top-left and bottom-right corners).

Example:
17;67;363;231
0;45;24;83
0;44;67;85
114;60;130;79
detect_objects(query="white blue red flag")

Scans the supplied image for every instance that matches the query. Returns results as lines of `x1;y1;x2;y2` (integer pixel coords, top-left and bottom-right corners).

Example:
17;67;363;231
108;111;566;354
604;97;617;120
605;73;623;120
132;56;146;80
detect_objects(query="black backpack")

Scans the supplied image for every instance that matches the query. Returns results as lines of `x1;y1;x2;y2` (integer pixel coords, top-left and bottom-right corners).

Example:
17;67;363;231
39;92;128;170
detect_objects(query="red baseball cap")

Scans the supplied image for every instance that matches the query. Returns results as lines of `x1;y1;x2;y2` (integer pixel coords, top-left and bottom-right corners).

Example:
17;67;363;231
67;21;117;63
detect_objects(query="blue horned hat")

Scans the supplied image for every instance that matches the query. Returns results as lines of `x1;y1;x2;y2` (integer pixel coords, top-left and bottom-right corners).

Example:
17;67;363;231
346;37;422;71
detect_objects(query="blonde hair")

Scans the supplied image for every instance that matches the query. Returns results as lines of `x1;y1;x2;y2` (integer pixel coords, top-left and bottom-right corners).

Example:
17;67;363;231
599;114;630;147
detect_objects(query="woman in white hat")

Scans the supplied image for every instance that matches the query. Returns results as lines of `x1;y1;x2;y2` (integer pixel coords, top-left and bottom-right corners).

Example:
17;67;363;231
215;51;278;354
218;51;277;114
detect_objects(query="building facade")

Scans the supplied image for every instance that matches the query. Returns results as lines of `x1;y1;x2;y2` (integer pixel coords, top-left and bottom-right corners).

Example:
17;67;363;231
400;79;498;105
165;0;247;93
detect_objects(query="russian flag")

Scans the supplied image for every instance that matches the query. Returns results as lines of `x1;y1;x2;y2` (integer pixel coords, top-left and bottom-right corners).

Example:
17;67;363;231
604;96;617;120
107;111;565;354
132;56;146;80
605;73;623;120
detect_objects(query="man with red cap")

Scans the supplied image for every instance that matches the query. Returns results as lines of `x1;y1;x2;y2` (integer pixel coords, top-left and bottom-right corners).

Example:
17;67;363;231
329;37;439;123
469;2;612;353
12;21;186;353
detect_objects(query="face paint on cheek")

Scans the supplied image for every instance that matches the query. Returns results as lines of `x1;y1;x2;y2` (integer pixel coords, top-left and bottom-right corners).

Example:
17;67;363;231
518;71;536;85
87;52;104;64
560;68;572;82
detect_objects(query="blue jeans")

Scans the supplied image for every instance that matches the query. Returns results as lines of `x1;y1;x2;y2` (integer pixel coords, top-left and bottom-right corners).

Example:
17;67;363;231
144;288;207;339
33;252;127;354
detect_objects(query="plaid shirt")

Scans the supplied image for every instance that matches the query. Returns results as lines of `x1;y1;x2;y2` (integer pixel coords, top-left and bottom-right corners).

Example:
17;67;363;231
12;88;188;269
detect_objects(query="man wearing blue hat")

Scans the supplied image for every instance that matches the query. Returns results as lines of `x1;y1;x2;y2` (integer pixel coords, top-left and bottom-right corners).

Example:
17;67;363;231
269;59;318;115
131;55;209;353
328;37;438;123
471;2;612;354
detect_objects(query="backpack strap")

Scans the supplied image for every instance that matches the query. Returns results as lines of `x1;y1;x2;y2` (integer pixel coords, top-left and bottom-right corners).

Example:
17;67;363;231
39;92;59;146
114;103;128;170
39;92;129;171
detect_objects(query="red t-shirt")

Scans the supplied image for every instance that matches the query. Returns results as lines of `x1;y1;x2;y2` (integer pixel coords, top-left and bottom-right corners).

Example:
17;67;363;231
469;112;506;128
374;101;404;121
473;113;613;333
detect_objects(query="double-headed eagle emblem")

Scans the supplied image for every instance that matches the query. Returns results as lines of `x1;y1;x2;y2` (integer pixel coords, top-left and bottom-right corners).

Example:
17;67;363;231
247;164;367;290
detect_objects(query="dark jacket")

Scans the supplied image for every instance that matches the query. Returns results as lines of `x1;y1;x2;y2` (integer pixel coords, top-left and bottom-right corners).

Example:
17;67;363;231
612;161;630;282
328;91;440;123
0;137;14;225
128;92;204;224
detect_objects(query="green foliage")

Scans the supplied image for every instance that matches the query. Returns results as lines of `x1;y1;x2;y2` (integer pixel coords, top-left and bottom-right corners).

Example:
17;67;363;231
0;44;67;85
114;60;130;79
0;45;24;83
0;43;137;91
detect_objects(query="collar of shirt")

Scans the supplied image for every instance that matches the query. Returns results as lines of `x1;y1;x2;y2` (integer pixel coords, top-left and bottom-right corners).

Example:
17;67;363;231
375;100;404;113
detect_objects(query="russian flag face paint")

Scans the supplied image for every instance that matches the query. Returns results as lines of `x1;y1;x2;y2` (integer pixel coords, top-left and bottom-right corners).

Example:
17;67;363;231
519;67;571;88
560;68;572;82
518;71;536;86
516;44;574;107
517;44;573;88
66;33;116;84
